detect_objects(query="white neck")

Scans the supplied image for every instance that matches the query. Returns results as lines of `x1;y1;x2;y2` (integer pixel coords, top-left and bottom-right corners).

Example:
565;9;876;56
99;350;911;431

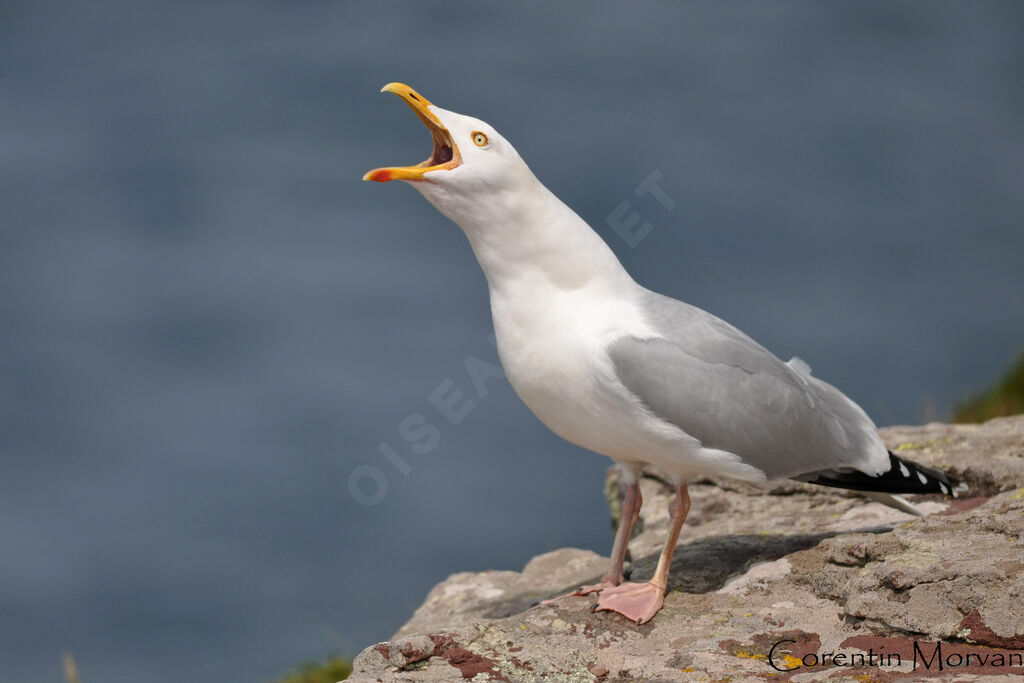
416;170;633;295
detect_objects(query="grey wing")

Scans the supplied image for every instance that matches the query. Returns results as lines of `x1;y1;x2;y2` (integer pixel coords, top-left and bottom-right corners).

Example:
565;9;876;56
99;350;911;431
607;290;889;480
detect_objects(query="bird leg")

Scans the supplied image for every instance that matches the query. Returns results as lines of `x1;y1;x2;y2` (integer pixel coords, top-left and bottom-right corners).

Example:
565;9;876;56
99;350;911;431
595;481;689;624
572;479;642;595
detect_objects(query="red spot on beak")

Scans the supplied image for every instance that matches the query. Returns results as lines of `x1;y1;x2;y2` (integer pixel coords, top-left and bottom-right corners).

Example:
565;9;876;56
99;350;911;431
363;169;395;183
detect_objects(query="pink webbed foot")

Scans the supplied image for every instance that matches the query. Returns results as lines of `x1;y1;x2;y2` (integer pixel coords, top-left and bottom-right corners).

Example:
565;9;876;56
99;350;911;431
570;579;620;597
594;581;666;624
541;579;619;604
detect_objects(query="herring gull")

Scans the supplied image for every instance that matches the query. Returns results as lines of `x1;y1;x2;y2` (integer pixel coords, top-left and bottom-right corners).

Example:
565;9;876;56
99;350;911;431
363;83;961;624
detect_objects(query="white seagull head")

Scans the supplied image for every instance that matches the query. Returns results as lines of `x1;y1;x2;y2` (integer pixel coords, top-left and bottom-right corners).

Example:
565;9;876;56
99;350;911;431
362;83;542;229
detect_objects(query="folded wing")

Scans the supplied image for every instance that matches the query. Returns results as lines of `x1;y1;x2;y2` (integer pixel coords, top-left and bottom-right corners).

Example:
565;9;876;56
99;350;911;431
607;289;890;480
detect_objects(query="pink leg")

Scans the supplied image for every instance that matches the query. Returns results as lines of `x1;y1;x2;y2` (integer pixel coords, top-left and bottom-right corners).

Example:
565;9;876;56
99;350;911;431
596;481;690;624
573;478;642;595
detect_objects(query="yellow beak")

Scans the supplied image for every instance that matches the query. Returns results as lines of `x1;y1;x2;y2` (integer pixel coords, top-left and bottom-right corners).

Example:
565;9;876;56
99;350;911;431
362;83;461;182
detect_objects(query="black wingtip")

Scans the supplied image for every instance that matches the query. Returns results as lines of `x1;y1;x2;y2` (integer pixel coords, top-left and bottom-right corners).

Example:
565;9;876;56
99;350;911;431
802;451;963;497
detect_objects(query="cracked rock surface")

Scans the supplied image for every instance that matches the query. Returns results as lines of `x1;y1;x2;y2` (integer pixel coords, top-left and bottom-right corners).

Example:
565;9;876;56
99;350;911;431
351;416;1024;682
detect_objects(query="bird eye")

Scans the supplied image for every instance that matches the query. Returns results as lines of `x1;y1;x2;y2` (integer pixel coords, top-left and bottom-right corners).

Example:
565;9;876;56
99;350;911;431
472;131;489;147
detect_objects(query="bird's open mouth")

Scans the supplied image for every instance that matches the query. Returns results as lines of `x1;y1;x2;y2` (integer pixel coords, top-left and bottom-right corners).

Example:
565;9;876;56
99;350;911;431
363;83;461;183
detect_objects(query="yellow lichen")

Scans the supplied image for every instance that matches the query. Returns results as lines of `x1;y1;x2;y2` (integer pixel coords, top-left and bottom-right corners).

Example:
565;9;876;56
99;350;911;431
895;437;951;453
733;649;766;661
780;654;802;669
854;674;884;683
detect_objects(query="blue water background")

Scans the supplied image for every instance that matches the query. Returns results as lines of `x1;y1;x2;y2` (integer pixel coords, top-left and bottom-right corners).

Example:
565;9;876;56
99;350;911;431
1;2;1023;681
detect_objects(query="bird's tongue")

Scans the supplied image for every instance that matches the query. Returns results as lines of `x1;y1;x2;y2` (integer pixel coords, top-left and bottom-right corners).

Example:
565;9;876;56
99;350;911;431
362;82;462;183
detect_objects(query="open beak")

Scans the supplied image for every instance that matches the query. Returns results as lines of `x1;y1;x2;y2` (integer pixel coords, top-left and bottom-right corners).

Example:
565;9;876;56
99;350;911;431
362;83;461;182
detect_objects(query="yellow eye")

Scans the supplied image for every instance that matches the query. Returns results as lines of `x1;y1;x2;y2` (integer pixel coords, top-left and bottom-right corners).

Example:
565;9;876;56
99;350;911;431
472;131;489;147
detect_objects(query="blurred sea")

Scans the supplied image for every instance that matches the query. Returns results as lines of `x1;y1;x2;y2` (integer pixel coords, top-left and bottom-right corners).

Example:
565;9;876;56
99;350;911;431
1;2;1022;681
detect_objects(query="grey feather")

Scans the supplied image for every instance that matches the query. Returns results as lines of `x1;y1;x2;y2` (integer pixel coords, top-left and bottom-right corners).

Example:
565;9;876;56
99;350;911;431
608;289;888;480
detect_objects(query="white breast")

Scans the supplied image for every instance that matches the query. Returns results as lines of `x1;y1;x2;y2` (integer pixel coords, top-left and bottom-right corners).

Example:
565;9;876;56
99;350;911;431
488;277;673;462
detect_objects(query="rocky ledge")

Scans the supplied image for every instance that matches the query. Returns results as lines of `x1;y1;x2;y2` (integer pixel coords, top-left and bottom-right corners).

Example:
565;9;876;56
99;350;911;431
351;417;1024;682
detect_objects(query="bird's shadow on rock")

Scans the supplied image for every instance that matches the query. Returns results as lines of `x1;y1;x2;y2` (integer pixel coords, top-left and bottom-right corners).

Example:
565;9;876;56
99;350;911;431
642;528;890;594
483;525;891;620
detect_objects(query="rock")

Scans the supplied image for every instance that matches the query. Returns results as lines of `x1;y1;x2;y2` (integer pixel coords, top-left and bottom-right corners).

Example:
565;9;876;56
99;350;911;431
351;417;1024;681
394;549;608;638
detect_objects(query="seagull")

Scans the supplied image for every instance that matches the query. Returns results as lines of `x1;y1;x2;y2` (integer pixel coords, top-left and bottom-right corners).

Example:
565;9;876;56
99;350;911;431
363;83;962;624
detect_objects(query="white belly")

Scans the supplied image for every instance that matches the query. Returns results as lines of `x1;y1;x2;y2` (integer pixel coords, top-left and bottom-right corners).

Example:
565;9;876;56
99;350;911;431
489;283;683;465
